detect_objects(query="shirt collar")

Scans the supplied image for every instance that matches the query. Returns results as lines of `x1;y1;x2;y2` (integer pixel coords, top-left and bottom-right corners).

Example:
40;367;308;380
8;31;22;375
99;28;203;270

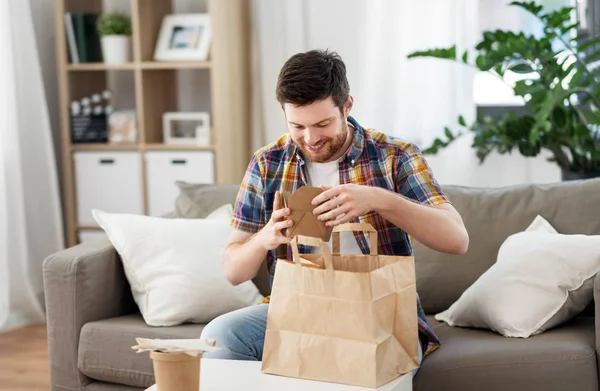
286;115;364;167
345;116;365;166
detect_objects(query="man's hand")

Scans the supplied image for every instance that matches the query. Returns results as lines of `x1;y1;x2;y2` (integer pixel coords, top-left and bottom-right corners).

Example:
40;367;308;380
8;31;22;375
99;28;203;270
311;184;376;227
255;190;294;250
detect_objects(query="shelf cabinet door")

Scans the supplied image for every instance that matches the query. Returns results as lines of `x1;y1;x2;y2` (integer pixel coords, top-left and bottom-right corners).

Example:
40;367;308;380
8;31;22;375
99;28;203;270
73;151;144;226
145;151;215;217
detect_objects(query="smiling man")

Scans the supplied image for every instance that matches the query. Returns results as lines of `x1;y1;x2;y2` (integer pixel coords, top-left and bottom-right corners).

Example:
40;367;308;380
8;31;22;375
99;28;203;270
200;49;469;366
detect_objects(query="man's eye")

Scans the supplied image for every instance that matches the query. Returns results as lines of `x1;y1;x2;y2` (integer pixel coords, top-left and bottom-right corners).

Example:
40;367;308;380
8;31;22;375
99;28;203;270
294;125;304;129
317;123;330;128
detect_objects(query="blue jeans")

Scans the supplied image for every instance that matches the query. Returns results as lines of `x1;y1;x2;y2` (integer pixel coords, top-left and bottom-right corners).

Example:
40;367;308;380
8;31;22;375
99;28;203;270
200;304;424;375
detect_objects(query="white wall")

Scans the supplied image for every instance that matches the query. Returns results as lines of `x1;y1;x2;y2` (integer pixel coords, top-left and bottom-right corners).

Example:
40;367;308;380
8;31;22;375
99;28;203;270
425;136;561;188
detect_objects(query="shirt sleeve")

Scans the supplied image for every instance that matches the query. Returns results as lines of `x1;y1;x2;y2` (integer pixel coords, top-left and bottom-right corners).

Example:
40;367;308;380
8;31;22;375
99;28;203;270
230;154;266;233
395;143;450;207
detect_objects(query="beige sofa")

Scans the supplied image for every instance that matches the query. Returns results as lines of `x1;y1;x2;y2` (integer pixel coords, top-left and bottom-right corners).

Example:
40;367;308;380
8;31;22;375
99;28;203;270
43;179;600;391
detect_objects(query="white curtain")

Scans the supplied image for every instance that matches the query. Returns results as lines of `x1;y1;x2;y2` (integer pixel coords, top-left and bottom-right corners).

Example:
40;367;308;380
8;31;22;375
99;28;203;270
251;0;478;147
249;0;486;184
0;0;64;332
250;0;562;187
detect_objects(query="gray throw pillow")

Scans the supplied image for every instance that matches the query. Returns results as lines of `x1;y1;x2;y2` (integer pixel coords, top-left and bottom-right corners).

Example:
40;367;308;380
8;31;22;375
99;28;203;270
174;181;241;219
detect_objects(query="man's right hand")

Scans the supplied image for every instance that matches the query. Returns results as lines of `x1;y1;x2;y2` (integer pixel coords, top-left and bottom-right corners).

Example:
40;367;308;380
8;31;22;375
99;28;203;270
255;191;293;251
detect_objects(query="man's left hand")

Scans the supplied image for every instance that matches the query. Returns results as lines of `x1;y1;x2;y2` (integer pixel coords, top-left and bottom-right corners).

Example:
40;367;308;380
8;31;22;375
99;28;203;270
311;184;377;227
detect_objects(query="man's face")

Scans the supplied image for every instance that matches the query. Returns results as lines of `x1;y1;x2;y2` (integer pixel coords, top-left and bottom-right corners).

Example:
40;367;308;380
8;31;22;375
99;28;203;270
284;97;352;163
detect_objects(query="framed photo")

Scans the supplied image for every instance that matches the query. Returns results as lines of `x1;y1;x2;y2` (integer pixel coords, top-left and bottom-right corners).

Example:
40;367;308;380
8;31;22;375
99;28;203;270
154;14;211;62
162;112;211;146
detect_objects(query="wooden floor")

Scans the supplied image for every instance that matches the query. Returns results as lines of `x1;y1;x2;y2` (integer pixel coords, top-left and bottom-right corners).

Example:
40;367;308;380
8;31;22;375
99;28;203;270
0;324;50;391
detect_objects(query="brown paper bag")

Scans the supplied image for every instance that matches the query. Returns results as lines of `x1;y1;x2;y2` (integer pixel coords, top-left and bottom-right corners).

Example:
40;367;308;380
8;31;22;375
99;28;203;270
261;223;419;388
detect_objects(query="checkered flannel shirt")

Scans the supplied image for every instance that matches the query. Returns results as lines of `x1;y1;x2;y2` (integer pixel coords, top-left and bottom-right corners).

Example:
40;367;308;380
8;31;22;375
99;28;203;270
230;116;449;357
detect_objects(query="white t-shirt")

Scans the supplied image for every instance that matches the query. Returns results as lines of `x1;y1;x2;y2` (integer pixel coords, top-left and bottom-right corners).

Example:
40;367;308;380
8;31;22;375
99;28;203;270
304;158;363;255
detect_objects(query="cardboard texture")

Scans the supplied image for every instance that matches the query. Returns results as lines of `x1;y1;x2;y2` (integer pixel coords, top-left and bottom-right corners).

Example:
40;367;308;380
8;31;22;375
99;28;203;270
150;351;201;391
282;186;333;242
262;223;419;388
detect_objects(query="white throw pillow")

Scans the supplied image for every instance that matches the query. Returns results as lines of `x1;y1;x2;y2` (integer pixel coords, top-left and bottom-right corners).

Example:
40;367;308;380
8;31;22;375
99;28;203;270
435;215;600;338
92;209;264;327
205;204;233;221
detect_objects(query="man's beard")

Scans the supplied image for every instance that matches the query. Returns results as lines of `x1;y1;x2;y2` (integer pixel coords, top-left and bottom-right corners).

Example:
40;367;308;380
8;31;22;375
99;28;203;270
294;122;350;163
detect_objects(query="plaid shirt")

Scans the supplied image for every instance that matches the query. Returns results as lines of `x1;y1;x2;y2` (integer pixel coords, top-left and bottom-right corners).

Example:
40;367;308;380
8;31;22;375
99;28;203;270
231;116;449;357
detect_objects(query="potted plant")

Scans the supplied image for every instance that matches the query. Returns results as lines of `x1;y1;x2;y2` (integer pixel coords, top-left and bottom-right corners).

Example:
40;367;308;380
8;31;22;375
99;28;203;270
407;1;600;181
97;13;132;65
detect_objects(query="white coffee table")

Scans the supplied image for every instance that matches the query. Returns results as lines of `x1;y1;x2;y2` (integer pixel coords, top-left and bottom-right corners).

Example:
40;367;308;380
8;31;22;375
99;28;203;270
145;358;412;391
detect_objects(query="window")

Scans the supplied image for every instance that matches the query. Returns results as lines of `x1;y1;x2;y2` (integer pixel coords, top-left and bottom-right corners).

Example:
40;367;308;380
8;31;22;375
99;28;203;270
474;0;576;106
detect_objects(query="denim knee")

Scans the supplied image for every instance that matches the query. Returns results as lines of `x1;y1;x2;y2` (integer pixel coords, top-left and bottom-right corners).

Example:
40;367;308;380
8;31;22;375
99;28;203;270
199;305;267;361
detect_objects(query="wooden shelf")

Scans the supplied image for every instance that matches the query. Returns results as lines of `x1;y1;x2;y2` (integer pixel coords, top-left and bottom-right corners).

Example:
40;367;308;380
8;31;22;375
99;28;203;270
65;62;212;71
144;143;216;151
78;225;102;230
56;0;250;248
67;63;137;71
71;143;140;151
140;61;212;70
71;143;216;152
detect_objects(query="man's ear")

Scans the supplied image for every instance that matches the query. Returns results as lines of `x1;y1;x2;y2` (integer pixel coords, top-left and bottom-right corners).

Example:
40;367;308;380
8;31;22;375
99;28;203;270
344;96;354;118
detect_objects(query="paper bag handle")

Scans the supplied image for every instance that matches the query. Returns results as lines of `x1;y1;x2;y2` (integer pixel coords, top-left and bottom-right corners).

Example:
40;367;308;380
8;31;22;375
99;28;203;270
290;235;333;270
332;223;378;255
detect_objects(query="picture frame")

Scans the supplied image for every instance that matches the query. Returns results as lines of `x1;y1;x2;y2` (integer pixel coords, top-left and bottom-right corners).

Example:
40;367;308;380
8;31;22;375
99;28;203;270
153;14;211;62
162;112;211;146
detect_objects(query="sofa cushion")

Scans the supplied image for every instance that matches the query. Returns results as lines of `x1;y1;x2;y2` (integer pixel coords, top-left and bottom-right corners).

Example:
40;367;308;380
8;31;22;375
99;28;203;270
78;314;205;389
414;178;600;314
414;316;597;391
174;181;240;219
83;382;139;391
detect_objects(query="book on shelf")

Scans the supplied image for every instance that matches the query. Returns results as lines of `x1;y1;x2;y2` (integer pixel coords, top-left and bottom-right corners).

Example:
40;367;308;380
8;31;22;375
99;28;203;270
64;13;103;64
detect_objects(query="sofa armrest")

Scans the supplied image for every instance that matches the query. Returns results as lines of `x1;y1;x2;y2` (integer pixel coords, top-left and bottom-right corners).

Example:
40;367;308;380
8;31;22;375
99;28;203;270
594;273;600;382
43;238;135;391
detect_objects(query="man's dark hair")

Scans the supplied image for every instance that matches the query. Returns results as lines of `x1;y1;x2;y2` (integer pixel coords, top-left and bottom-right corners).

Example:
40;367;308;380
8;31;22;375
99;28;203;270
276;49;350;112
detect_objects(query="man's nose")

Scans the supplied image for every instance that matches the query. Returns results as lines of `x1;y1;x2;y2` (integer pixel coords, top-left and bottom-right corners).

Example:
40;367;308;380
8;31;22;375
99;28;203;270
305;129;319;146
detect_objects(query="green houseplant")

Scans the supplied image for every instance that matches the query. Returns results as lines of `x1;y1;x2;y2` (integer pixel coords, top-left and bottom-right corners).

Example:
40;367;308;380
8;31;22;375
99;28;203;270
407;1;600;180
97;13;132;65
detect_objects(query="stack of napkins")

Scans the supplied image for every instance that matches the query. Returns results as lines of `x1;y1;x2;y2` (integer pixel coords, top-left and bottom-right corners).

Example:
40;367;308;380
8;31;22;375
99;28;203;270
132;338;221;357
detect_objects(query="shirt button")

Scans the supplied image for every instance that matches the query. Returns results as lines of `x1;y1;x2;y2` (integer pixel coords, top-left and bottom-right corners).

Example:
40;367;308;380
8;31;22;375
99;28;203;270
351;159;355;164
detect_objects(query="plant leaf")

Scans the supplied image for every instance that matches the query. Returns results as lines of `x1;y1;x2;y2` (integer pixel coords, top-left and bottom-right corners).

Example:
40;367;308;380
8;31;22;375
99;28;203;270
483;31;496;42
514;80;546;97
458;115;467;126
560;22;579;34
510;63;535;73
475;55;494;71
444;127;455;140
509;1;543;17
585;49;600;63
577;36;600;52
551;107;567;128
407;45;457;60
571;68;585;85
